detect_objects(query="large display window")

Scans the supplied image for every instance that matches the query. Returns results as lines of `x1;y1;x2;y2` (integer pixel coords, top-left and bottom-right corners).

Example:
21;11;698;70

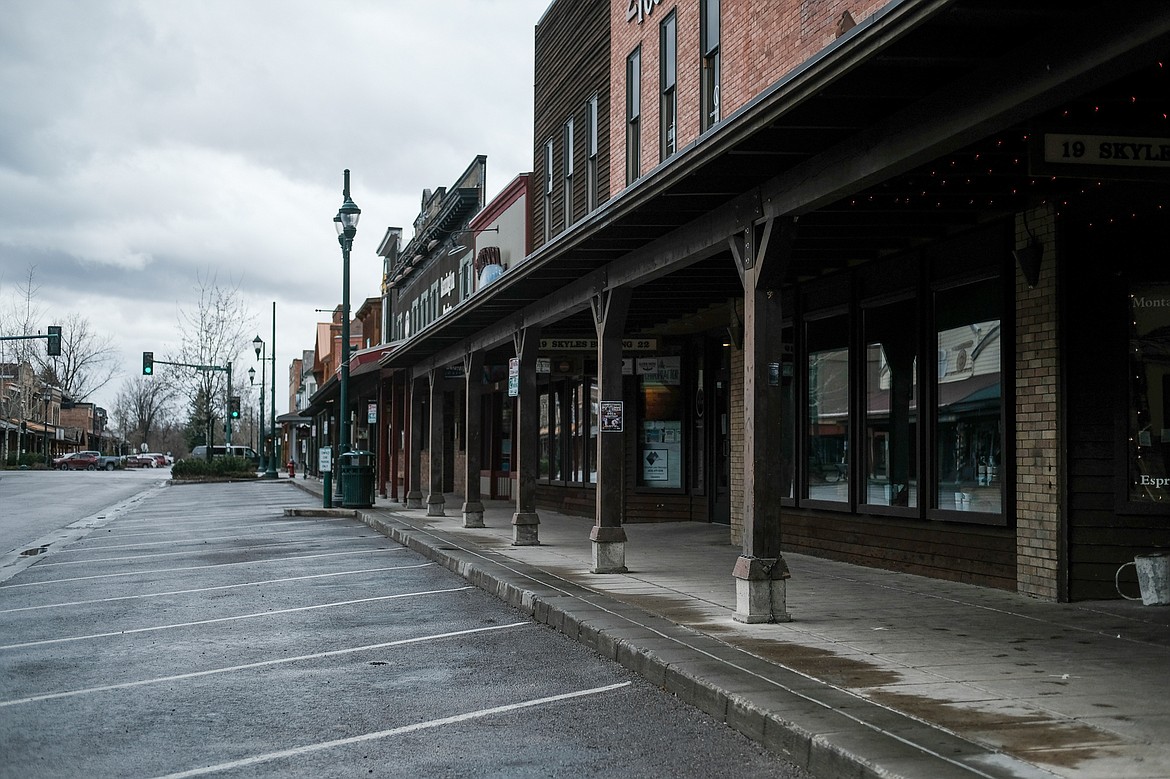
863;297;918;509
804;314;850;504
638;356;683;488
1128;283;1170;503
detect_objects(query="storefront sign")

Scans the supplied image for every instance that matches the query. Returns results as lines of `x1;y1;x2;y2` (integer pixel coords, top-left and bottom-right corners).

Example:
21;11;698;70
626;0;661;24
1033;132;1170;180
600;401;624;432
508;357;519;397
540;338;656;351
367;402;377;423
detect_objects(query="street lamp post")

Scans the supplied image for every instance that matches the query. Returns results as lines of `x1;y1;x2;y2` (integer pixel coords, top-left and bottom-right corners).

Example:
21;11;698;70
333;169;360;506
252;327;277;478
41;388;51;465
249;359;264;471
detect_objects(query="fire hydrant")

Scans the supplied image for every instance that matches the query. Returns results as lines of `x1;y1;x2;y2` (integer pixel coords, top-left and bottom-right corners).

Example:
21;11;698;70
287;460;295;478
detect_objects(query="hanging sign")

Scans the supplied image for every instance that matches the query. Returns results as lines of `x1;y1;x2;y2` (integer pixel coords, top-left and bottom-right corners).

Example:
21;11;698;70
319;447;333;473
1032;132;1170;180
508;357;519;397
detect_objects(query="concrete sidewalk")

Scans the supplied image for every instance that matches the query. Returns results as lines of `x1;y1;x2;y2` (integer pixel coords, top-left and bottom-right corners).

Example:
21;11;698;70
286;477;1170;779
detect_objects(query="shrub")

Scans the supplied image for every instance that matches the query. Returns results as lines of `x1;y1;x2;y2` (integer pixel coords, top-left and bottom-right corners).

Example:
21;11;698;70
172;456;256;480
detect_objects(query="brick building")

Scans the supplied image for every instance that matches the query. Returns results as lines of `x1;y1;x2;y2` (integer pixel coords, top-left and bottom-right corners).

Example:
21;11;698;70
362;0;1169;609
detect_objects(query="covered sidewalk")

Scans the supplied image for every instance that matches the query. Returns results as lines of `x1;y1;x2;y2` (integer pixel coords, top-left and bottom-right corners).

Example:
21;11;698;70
288;476;1170;779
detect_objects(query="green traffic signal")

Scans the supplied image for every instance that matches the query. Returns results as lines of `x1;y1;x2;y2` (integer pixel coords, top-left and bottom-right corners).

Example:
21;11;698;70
47;325;62;356
143;351;154;375
229;396;241;419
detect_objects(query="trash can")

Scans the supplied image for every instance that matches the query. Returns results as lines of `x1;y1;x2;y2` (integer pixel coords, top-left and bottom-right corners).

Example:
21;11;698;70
339;450;375;508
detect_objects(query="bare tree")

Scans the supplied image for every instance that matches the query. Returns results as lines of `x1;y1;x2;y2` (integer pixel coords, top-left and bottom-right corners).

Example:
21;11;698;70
112;375;175;451
173;271;255;447
0;265;46;366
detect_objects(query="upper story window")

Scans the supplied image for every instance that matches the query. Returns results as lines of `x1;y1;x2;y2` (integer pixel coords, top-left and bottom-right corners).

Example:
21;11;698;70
626;46;642;185
563;117;575;228
586;95;599;212
544;138;554;241
660;11;677;160
700;0;721;132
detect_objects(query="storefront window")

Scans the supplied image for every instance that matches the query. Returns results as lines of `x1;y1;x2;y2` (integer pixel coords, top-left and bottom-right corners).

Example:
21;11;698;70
1128;283;1170;503
539;389;552;480
805;315;850;503
934;279;1002;514
781;325;795;500
863;298;918;508
638;356;683;488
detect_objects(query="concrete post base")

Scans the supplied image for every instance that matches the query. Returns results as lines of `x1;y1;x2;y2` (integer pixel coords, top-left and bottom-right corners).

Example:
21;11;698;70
462;501;485;528
406;490;424;509
512;511;540;546
732;555;792;623
426;495;445;517
590;525;628;573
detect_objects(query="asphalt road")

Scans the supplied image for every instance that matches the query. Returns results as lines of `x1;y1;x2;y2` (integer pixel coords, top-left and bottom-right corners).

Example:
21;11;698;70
0;479;812;778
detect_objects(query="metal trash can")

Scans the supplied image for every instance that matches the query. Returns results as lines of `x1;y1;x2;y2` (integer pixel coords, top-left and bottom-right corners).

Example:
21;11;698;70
339;450;375;508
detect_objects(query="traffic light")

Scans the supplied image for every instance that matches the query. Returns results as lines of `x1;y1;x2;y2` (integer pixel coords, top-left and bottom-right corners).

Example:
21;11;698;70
47;326;61;356
142;351;154;375
229;396;241;419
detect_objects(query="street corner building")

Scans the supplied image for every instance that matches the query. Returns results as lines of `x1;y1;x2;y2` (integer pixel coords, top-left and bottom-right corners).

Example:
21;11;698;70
298;0;1170;615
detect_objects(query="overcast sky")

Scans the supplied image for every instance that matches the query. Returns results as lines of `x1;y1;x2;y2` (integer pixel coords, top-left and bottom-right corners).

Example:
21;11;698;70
0;0;548;420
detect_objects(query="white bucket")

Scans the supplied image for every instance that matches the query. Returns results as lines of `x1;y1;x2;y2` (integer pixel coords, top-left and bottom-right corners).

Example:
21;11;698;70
1115;553;1170;606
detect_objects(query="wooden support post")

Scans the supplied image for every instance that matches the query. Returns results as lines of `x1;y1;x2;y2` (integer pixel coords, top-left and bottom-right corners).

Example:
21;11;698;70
426;367;445;516
462;351;485;527
591;287;631;573
406;375;425;509
732;216;793;623
512;326;541;544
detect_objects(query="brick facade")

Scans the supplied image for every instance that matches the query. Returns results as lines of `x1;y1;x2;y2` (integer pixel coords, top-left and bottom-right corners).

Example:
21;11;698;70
1014;205;1061;600
608;0;884;196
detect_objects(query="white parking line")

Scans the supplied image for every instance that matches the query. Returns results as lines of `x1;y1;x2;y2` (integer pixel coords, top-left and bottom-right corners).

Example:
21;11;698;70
28;534;372;568
153;682;633;778
43;525;361;554
0;548;404;589
0;622;532;708
0;586;473;651
0;564;435;614
86;516;359;542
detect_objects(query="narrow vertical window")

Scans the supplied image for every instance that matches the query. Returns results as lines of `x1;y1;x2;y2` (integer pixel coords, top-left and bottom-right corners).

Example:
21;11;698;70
586;95;599;212
805;314;850;504
700;0;721;132
563;117;574;228
934;280;1002;515
544;139;554;242
863;298;918;509
626;47;642;185
660;12;677;159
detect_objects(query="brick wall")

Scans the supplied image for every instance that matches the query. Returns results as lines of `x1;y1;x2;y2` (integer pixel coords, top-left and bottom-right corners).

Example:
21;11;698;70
608;0;886;197
729;338;745;545
1015;204;1061;600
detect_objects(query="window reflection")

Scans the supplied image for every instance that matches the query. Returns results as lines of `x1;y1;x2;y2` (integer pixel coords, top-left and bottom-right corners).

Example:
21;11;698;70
806;316;849;503
864;299;917;508
934;280;1002;513
1128;284;1170;503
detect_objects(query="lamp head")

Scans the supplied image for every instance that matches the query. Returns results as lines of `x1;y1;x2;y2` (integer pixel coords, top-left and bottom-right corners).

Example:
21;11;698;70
253;335;263;359
248;366;256;385
337;196;360;240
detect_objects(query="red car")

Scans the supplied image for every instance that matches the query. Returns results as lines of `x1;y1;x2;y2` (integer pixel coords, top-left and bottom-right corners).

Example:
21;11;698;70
52;452;100;471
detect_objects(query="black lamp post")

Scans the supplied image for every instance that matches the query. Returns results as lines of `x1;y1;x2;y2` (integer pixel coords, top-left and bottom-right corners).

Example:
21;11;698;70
248;362;261;468
334;169;360;458
41;388;51;464
252;332;277;478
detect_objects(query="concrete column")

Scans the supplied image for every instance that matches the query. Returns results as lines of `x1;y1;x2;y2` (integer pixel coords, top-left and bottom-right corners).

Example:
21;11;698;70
591;287;631;573
406;375;424;509
512;326;541;545
462;351;485;528
427;367;445;517
732;218;792;623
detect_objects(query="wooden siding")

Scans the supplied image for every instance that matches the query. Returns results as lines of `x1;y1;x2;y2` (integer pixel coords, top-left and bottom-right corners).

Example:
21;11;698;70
534;0;610;247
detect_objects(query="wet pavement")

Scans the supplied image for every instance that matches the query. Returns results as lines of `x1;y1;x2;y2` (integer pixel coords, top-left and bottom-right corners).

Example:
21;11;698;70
289;476;1170;779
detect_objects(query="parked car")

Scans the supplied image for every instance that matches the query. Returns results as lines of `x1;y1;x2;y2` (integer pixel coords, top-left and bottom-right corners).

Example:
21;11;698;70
52;452;100;471
77;450;122;471
123;454;155;468
142;452;169;467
